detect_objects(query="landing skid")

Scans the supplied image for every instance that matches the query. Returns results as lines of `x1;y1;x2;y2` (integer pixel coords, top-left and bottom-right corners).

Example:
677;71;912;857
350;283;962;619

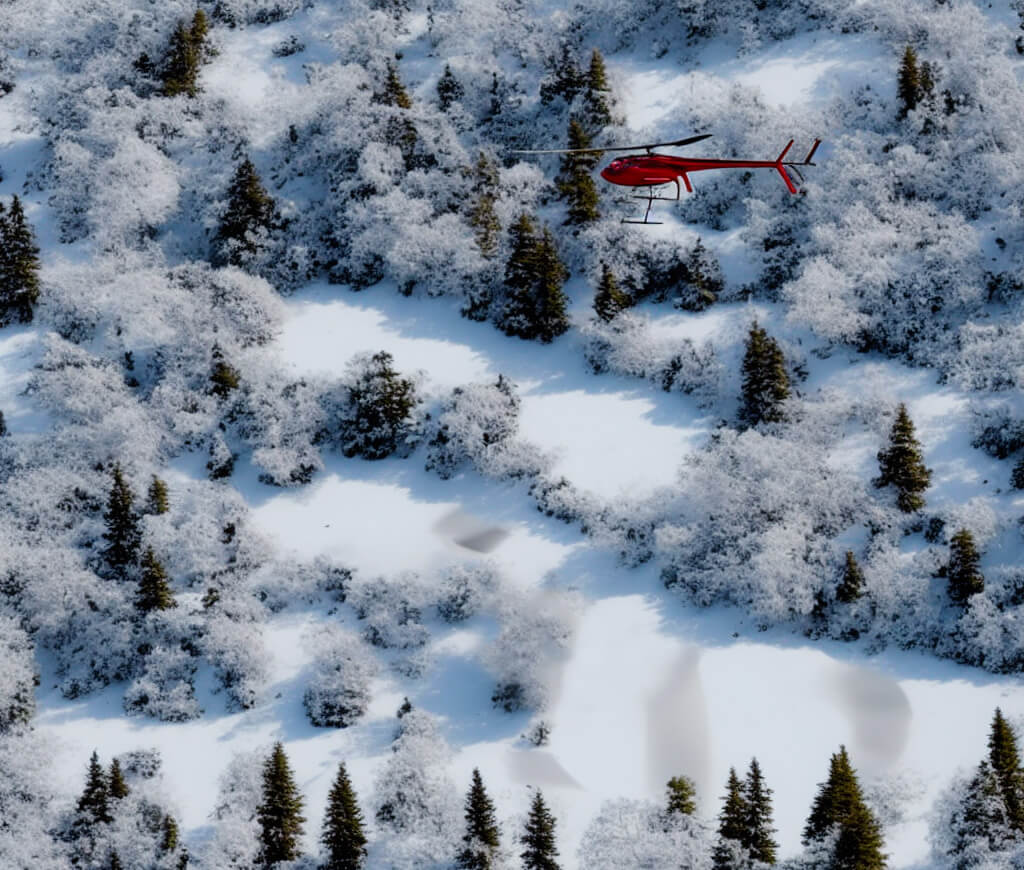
622;180;681;225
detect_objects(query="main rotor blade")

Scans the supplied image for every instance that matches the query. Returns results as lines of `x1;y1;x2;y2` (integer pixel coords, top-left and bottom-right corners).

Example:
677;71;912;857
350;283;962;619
512;132;712;156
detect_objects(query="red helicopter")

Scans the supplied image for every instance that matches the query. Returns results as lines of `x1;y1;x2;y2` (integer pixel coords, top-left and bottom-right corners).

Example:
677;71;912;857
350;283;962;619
516;133;821;224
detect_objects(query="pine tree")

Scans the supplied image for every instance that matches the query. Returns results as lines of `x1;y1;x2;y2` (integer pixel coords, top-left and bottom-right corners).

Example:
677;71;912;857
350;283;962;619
108;759;129;800
209;345;241;398
952;760;1017;859
102;463;142;577
593;263;630;322
77;750;112;826
875;403;931;513
680;238;722;311
498;217;569;343
457;768;501;870
257;742;306;865
214;158;276;267
161;814;180;853
1012;455;1024;490
161;11;210;98
136;546;176;612
803;746;886;870
946;528;984;607
557;119;600;225
897;45;920;118
437;63;464;111
744;758;778;865
521;789;561;870
988;708;1024;832
470;193;501;260
379;59;413;108
339;351;417;460
532;228;571;342
320;762;367;870
581;48;613;131
666;775;697;817
738;321;790;428
147;475;170;515
713;768;749;870
0;195;41;325
836;551;866;603
540;42;583;105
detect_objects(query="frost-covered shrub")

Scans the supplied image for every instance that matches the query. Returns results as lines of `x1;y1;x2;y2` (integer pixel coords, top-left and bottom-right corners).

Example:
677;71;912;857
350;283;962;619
0;613;36;733
200;604;270;710
200;748;264;870
302;627;378;728
578;799;713;870
123;642;202;721
435;562;499;623
208;0;308;26
348;572;431;651
0;732;68;869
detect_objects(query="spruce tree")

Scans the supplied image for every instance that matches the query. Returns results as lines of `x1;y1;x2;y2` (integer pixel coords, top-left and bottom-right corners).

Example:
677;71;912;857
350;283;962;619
531;228;571;342
77;750;112;826
320;761;367;870
713;768;749;870
214;158;276;267
681;238;722;311
437;63;464;111
988;708;1024;832
521;789;561;870
744;758;778;865
803;746;886;870
379;59;413;109
257;742;306;865
581;48;614;132
470;193;501;260
953;760;1016;858
738;321;790;428
498;217;569;343
593;263;629;322
557;119;600;225
161;814;180;853
875;403;931;513
666;775;697;817
102;463;142;577
136;546;176;612
457;768;501;870
897;45;920;118
108;758;129;800
836;551;866;603
209;345;241;398
147;475;170;515
339;351;417;460
946;528;984;607
161;11;210;98
0;195;41;325
540;42;583;105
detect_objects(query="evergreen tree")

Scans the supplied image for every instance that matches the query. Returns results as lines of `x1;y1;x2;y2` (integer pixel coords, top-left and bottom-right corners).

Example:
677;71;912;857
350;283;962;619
666;775;697;817
214;158;276;267
339;351;417;460
593;263;630;322
680;238;722;311
988;708;1024;831
257;742;306;865
744;759;778;865
161;814;180;853
713;768;749;870
0;195;41;325
946;528;985;607
952;760;1017;860
378;59;413;108
320;761;367;870
836;551;866;603
498;218;569;343
1011;455;1024;490
77;750;112;826
875;403;931;512
897;45;920;118
161;11;210;98
0;409;6;437
738;322;790;428
147;475;170;515
470;193;501;260
540;42;583;105
803;746;886;870
102;463;142;577
136;546;176;612
457;768;501;870
581;48;613;131
108;758;129;800
209;345;241;398
437;63;464;111
109;850;123;870
521;789;561;870
556;119;600;225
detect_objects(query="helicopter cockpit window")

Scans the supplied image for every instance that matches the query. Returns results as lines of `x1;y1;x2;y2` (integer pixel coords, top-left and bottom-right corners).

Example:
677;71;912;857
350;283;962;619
609;159;624;170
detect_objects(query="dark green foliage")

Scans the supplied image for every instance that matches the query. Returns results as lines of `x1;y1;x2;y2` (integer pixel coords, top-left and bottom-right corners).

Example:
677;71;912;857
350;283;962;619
136;547;176;612
738;321;790;428
946;528;984;606
457;768;501;870
77;750;112;826
320;762;367;870
209;345;241;398
161;814;180;853
988;708;1024;831
540;42;584;105
108;759;129;800
102;463;142;577
470;194;501;260
339;351;417;460
397;696;413;718
952;760;1016;861
378;59;413;108
161;11;210;98
214;158;276;267
666;775;697;817
1012;455;1024;490
744;759;778;865
437;63;464;111
581;48;613;131
556;119;600;225
803;746;886;870
875;403;931;512
147;475;170;515
593;263;630;322
0;196;41;326
713;768;749;869
521;789;561;870
258;742;306;865
678;238;722;311
498;216;569;343
897;45;920;118
837;551;866;603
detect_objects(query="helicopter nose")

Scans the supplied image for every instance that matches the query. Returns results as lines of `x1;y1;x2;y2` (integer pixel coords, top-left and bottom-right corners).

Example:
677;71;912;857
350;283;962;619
600;165;616;182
